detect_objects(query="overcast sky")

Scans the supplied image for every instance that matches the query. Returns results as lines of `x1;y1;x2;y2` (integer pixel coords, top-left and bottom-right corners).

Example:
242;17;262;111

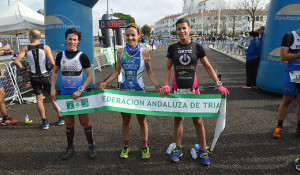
0;0;183;26
0;0;269;26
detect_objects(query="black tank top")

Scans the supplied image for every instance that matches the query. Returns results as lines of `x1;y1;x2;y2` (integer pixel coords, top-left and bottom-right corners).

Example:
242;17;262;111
167;42;206;88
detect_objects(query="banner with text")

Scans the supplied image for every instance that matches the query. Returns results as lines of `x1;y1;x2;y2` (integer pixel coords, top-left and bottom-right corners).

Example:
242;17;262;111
54;89;226;151
54;89;224;117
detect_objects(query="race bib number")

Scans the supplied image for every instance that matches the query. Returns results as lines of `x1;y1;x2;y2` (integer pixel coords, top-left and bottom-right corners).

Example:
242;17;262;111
289;71;300;83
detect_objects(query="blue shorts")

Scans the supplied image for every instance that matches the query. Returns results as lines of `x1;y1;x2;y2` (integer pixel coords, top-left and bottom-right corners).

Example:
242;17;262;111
283;72;300;97
0;79;3;88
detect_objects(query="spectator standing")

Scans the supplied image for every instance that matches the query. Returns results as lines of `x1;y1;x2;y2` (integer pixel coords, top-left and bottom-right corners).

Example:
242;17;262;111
242;31;261;88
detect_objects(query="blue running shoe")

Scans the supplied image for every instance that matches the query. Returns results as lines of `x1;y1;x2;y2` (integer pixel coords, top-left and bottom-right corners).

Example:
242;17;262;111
42;121;49;130
170;146;183;162
200;150;210;165
58;117;65;126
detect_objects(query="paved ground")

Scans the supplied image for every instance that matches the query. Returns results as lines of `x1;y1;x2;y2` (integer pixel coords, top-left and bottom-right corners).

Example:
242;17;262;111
1;43;300;175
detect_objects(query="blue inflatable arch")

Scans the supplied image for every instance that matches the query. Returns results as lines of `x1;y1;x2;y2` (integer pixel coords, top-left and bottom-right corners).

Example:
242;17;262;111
257;0;300;94
45;0;98;89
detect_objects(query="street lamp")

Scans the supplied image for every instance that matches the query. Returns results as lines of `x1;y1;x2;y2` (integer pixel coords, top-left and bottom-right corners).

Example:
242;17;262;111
218;8;221;34
168;16;171;38
201;9;204;36
211;1;221;35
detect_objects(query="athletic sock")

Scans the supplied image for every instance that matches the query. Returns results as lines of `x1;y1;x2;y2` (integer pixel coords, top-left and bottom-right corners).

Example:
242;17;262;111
66;127;75;148
124;140;129;146
142;140;147;147
298;120;300;130
42;118;47;123
277;120;283;128
84;126;94;145
2;115;7;120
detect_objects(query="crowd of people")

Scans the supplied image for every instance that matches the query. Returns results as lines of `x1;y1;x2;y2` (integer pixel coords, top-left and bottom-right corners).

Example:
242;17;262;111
140;36;168;50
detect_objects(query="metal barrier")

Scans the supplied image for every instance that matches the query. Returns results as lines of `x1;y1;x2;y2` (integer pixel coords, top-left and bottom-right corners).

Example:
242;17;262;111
141;43;150;50
9;60;33;98
94;54;111;71
0;63;22;105
201;40;246;60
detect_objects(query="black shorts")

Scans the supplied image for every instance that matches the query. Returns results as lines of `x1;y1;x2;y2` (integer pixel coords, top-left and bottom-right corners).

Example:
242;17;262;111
30;76;51;95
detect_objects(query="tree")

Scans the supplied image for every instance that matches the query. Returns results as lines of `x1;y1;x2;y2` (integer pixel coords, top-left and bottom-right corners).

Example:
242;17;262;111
113;13;135;24
238;0;264;31
212;0;228;35
37;9;44;15
227;7;241;37
141;25;151;37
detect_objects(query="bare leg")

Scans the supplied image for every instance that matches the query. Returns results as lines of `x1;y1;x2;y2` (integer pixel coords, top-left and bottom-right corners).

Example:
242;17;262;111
136;114;148;141
121;112;131;141
192;117;207;150
63;115;75;128
52;101;61;117
0;87;7;116
278;96;294;120
174;117;184;146
36;94;46;119
296;93;300;121
78;113;91;128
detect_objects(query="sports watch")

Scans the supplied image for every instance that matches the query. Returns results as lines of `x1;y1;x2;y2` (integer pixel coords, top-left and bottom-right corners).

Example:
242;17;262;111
78;86;85;92
216;81;222;87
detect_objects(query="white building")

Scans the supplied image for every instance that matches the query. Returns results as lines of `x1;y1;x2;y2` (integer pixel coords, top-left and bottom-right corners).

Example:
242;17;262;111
183;0;227;14
189;9;267;35
153;0;268;37
153;13;185;37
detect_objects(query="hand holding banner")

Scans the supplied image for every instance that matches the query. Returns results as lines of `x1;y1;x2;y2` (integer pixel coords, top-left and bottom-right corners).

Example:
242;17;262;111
54;89;227;150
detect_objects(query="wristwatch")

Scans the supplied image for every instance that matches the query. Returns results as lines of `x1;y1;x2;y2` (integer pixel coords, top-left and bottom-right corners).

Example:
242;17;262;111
78;86;85;92
216;81;222;87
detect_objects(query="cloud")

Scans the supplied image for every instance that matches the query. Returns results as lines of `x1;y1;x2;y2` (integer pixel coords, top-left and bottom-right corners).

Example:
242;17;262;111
5;0;183;26
92;0;183;25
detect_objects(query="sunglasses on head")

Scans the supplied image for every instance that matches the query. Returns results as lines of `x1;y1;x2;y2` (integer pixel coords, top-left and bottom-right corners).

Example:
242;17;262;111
125;23;140;34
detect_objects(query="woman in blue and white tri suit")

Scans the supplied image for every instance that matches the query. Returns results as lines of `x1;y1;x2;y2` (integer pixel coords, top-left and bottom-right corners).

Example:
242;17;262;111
50;29;96;160
99;23;163;159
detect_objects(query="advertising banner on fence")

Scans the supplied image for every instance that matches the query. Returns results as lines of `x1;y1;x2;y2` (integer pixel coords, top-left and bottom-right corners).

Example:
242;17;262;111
54;89;226;150
102;47;115;65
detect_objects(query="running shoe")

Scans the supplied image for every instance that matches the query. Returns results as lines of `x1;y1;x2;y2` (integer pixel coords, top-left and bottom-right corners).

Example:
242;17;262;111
295;158;300;171
120;145;130;159
170;146;183;163
272;126;282;139
242;85;251;89
1;116;18;125
88;143;96;159
200;149;210;165
58;117;65;126
296;129;300;137
42;121;49;130
62;146;75;160
142;146;150;159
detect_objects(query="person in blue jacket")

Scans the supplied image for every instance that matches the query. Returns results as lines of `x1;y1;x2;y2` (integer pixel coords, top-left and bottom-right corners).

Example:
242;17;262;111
242;31;261;88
